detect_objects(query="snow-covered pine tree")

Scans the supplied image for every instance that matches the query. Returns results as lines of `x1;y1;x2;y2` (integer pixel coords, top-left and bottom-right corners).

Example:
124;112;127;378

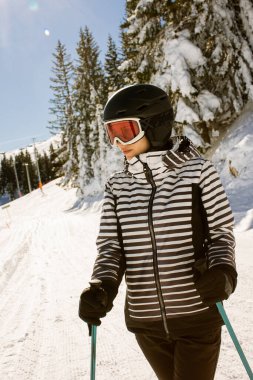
48;41;78;183
234;0;253;51
89;104;114;192
120;0;162;83
82;104;106;195
96;104;108;184
74;26;106;193
81;99;124;197
104;35;124;92
120;0;253;149
49;144;64;180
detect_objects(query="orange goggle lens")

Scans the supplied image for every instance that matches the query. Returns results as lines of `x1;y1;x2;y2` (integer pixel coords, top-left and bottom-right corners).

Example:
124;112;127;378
105;119;142;145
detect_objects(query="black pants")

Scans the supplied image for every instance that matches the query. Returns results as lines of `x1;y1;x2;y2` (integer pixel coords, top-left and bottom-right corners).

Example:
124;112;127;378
135;327;221;380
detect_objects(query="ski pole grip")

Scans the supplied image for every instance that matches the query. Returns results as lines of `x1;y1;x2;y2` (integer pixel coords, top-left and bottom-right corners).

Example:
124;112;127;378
89;279;102;290
89;278;108;313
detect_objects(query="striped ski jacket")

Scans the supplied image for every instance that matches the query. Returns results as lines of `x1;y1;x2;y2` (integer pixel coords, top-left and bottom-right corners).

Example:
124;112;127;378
92;137;236;333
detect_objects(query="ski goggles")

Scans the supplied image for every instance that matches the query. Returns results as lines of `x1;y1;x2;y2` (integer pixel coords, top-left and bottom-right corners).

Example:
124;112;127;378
104;118;145;146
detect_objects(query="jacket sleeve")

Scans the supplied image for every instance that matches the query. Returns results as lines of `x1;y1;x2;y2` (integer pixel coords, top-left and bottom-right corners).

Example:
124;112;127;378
91;181;125;287
199;160;236;272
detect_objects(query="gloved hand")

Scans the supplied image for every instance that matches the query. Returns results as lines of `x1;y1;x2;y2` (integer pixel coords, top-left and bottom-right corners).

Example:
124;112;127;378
194;261;237;306
79;279;118;328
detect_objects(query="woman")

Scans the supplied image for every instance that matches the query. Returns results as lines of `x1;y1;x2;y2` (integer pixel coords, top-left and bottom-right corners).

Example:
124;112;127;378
79;84;237;380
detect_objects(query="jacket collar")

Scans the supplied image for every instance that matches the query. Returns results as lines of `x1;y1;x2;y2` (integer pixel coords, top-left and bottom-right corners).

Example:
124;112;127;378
125;136;201;179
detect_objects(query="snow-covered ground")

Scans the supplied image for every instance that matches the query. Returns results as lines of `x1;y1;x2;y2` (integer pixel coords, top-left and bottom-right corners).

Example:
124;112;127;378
0;181;155;380
1;106;253;379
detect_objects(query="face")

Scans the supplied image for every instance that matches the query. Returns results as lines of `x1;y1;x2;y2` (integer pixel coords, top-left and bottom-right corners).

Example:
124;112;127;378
117;136;150;160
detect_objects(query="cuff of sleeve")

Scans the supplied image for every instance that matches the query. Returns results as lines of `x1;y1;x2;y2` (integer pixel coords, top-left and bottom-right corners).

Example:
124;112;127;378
101;279;119;310
209;264;237;293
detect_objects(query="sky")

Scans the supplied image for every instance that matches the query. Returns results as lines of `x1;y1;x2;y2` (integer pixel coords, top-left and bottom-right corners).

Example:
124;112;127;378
0;0;126;153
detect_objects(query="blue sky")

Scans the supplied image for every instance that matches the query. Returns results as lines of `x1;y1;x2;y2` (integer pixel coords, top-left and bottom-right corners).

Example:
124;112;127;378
0;0;125;152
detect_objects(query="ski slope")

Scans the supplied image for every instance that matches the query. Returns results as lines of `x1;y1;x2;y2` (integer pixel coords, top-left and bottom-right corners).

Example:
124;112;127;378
0;181;154;379
0;179;252;380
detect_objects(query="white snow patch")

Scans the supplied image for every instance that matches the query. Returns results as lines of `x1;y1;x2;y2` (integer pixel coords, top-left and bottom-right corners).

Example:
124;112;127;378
164;33;205;94
183;125;205;147
152;30;205;97
196;90;221;121
175;98;200;124
235;209;253;232
212;101;253;224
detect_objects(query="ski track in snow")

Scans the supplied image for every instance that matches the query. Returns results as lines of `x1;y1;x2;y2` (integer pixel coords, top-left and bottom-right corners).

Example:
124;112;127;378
0;181;252;380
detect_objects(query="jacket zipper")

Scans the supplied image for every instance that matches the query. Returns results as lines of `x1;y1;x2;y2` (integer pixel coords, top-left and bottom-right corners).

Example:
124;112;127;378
143;163;170;337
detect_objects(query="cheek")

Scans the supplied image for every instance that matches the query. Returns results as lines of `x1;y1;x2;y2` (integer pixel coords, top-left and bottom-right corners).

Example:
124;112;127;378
141;139;150;152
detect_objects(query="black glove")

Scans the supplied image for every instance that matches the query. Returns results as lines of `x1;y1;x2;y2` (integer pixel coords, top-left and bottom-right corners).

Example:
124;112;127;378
79;279;118;328
194;261;237;306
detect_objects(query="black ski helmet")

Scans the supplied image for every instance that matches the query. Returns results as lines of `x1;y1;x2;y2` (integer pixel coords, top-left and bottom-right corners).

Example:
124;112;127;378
103;84;174;148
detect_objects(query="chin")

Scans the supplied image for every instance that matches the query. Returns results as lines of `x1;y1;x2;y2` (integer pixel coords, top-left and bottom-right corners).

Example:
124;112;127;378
126;153;135;160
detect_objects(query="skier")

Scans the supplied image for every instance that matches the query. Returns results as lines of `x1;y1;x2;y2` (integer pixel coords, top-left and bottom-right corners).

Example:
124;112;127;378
79;84;237;380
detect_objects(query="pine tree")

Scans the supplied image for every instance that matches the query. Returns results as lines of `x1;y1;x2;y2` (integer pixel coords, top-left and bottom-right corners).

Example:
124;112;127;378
0;155;9;196
0;147;62;199
104;35;124;92
120;0;253;149
49;143;64;179
74;26;106;190
95;104;123;187
49;40;75;132
15;150;27;194
90;104;108;190
48;40;78;182
0;156;17;199
81;103;124;196
120;0;162;83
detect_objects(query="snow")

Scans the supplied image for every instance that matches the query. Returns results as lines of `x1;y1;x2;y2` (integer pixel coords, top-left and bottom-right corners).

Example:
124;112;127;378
0;180;155;379
212;101;253;225
138;21;154;44
211;41;223;63
239;54;253;99
136;0;154;9
213;2;230;21
182;124;205;148
1;106;253;379
196;90;221;121
194;2;209;35
240;0;253;50
3;134;61;160
152;29;205;97
175;98;200;124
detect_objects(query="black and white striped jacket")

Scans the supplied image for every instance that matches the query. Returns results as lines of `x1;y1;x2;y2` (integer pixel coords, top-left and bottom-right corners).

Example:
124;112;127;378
92;137;236;332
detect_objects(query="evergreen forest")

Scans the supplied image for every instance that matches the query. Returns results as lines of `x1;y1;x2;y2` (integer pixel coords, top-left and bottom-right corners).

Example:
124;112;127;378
0;145;63;201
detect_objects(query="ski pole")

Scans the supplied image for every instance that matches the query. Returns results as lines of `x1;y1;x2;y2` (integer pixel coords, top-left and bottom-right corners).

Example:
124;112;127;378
90;325;97;380
89;280;102;380
216;302;253;379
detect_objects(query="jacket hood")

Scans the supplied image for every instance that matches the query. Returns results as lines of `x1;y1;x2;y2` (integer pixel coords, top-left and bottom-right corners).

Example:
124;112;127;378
124;136;201;181
162;136;201;169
